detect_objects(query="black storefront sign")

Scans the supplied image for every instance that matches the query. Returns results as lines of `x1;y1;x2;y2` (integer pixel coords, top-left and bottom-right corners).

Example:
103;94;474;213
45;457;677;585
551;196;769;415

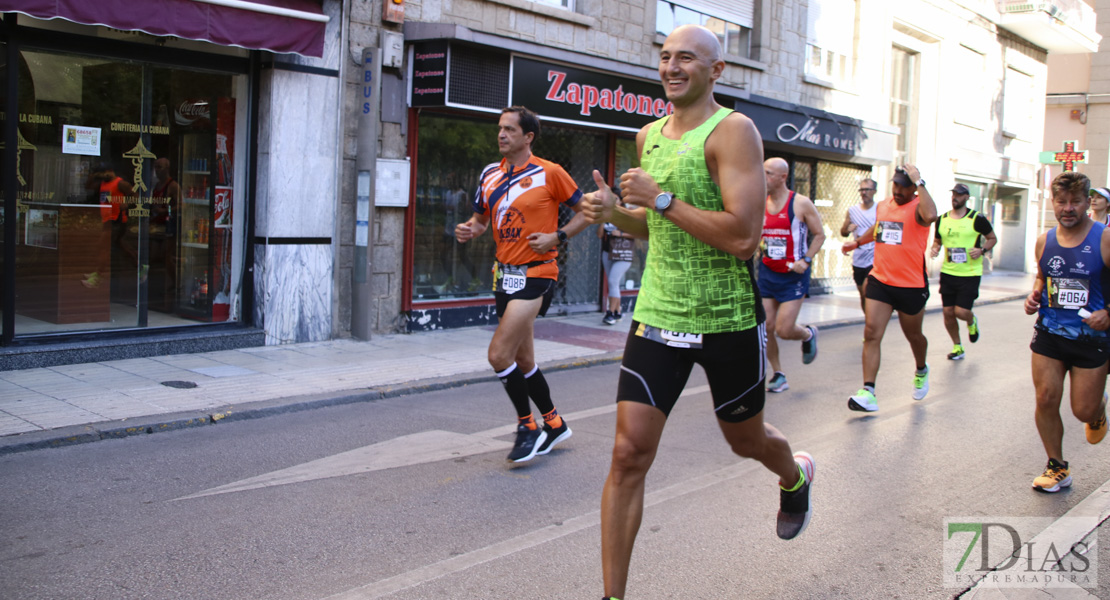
511;56;672;131
740;101;865;157
411;40;448;107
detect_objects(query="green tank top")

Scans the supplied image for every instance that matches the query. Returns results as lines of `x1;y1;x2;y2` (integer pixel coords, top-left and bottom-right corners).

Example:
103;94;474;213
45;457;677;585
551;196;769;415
937;209;985;277
632;107;761;334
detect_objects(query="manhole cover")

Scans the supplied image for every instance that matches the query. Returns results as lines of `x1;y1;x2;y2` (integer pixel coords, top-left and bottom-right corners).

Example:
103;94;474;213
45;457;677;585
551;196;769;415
161;380;198;389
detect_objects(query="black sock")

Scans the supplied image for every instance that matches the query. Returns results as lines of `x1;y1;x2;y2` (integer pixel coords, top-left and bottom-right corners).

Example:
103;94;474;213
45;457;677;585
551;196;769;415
525;365;555;415
864;382;875;392
497;363;532;420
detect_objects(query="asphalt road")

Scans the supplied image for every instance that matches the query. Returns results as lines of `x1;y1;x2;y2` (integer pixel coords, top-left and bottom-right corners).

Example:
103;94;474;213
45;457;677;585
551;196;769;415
2;301;1109;599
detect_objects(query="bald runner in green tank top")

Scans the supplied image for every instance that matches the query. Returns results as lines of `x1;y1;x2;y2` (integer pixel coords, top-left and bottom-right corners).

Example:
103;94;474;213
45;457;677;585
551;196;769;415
633;107;761;333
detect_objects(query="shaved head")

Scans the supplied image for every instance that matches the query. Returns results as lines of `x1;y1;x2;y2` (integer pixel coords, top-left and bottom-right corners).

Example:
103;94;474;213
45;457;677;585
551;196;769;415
668;24;723;63
764;157;788;175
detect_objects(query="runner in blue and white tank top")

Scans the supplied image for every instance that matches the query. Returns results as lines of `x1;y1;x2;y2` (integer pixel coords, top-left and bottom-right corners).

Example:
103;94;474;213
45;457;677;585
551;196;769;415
1024;171;1110;494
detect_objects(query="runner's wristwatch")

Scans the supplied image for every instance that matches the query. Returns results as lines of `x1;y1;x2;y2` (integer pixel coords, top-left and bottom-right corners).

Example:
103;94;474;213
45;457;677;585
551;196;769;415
654;191;673;214
556;230;568;245
916;178;926;187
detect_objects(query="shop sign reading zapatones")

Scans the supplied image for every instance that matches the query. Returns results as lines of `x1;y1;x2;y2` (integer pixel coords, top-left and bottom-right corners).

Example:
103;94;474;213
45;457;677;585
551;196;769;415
511;56;672;131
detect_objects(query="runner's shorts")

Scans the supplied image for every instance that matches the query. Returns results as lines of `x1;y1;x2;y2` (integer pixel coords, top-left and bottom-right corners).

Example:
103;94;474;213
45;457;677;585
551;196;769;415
853;265;873;287
495;277;555;318
1030;327;1109;370
864;275;929;315
939;273;980;310
757;263;810;303
616;320;766;423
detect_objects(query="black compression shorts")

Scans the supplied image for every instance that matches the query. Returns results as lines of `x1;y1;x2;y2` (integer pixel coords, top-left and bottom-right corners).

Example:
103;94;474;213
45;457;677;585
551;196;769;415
616;321;767;423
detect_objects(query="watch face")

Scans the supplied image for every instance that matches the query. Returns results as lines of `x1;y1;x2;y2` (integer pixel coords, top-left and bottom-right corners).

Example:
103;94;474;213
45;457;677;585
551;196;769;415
655;193;672;211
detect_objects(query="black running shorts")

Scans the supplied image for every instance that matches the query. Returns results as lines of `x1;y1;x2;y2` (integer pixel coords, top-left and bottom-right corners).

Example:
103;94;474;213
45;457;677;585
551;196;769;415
616;321;767;423
939;273;980;310
864;275;929;315
852;265;873;287
495;277;555;318
1030;328;1109;370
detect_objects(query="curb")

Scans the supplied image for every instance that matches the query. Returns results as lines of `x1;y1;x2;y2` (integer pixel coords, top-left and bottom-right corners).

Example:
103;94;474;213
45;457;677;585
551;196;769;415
0;293;1026;456
0;350;624;456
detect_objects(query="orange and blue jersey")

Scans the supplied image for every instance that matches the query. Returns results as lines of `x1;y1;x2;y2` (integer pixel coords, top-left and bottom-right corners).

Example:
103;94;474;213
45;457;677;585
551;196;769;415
473;154;581;280
99;176;128;223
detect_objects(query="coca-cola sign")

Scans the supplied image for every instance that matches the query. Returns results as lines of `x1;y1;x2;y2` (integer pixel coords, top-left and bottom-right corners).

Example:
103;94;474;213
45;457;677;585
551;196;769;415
214;186;232;228
175;100;211;128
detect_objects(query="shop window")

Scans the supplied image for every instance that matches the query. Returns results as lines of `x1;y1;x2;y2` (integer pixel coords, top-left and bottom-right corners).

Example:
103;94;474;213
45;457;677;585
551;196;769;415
532;0;574;8
805;0;856;86
612;137;645;293
655;0;754;60
412;113;615;311
1002;66;1034;140
7;49;246;336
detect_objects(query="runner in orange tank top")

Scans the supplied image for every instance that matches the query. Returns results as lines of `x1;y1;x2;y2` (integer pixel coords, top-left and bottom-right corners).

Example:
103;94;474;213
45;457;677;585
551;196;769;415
840;165;938;412
455;106;597;463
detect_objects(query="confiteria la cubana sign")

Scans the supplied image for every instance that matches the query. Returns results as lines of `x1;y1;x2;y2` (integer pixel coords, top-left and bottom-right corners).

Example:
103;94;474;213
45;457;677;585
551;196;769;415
511;56;673;131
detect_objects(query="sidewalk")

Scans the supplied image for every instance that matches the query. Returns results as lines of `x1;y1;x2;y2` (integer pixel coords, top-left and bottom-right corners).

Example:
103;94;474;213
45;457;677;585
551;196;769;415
0;270;1035;454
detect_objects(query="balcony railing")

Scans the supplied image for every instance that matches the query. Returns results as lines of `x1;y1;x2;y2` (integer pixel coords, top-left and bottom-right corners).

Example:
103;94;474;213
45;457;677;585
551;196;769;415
997;0;1100;53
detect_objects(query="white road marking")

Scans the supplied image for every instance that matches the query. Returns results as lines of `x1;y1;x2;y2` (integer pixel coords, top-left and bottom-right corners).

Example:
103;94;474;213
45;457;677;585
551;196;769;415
176;385;714;501
323;456;748;600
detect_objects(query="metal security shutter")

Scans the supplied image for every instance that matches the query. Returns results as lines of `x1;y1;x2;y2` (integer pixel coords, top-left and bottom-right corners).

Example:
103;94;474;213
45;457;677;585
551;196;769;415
449;45;510;110
670;0;754;28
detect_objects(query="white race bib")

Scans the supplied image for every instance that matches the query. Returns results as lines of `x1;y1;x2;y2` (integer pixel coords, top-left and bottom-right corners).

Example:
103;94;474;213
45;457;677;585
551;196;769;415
766;238;787;260
948;248;968;263
878;221;903;245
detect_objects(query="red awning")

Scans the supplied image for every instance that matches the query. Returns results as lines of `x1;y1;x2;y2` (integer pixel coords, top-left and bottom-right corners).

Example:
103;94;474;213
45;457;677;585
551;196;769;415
0;0;328;58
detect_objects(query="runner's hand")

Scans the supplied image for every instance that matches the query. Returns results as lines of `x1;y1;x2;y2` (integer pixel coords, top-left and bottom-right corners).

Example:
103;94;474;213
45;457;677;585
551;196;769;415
455;222;473;243
581;170;616;224
1024;290;1041;315
527;232;558;254
969;247;984;259
840;241;857;255
620;168;661;210
1084;309;1110;331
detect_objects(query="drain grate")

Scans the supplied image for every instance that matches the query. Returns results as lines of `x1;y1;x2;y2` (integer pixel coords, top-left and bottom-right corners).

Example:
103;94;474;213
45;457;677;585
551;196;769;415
161;380;198;389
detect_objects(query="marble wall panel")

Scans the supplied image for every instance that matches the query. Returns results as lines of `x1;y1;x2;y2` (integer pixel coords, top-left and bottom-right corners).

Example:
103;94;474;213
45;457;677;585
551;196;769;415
254;243;333;345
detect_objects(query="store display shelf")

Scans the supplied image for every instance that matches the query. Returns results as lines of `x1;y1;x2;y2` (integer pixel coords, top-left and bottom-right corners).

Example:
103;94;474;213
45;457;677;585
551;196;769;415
184;197;208;205
182;242;208;249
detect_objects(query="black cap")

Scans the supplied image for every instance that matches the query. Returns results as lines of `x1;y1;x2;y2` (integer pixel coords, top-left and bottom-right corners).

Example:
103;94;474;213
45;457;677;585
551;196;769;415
891;168;914;187
951;183;970;195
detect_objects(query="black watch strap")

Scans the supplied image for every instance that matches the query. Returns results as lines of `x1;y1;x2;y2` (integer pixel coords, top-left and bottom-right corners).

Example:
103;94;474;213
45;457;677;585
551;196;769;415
556;230;568;244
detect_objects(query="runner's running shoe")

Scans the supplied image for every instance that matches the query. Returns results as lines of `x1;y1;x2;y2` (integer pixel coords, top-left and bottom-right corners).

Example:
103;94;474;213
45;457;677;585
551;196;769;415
1086;393;1108;445
536;421;572;455
968;316;980;343
767;372;789;393
947;344;965;361
1032;459;1071;493
777;451;815;540
801;325;818;364
602;311;617;325
912;364;930;400
848;388;877;412
507;425;547;463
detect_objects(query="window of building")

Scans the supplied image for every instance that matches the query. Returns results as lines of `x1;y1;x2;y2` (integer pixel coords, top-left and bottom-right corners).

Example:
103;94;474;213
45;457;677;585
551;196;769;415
656;0;754;60
954;45;987;128
532;0;573;9
1003;66;1034;140
889;45;918;165
5;48;247;336
805;0;856;84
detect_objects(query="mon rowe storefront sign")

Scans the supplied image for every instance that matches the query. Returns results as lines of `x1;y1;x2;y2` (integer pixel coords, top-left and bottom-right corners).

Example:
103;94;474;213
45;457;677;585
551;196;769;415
511;56;672;131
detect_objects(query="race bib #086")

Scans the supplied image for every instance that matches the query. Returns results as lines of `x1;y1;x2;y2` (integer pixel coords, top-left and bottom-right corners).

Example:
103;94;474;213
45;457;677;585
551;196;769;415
1047;277;1090;310
495;263;527;295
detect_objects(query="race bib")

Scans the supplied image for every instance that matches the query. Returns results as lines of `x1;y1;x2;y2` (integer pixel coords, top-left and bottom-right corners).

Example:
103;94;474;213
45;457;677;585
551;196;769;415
947;247;968;263
766;238;787;260
637;325;703;349
495;263;527;295
878;221;903;245
1047;277;1089;310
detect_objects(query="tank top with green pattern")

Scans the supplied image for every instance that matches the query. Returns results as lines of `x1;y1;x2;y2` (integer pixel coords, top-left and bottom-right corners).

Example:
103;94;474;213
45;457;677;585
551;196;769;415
632;107;762;334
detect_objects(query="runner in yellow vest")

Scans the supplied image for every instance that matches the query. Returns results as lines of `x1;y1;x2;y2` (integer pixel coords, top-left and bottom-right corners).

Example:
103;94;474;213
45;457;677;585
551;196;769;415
929;183;997;360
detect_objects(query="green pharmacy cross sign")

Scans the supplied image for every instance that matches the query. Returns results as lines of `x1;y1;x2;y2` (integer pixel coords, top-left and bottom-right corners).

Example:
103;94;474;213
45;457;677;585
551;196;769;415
1039;140;1087;172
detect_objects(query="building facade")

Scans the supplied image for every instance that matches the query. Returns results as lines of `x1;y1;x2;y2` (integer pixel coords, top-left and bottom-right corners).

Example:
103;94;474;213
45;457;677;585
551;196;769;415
0;0;1085;366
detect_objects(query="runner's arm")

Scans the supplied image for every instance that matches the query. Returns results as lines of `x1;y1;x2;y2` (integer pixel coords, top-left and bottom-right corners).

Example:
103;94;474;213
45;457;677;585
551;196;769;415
900;164;938;226
1025;233;1047;315
793;196;824;273
582;170;649;239
841;224;875;254
840;210;854;237
455;212;489;243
